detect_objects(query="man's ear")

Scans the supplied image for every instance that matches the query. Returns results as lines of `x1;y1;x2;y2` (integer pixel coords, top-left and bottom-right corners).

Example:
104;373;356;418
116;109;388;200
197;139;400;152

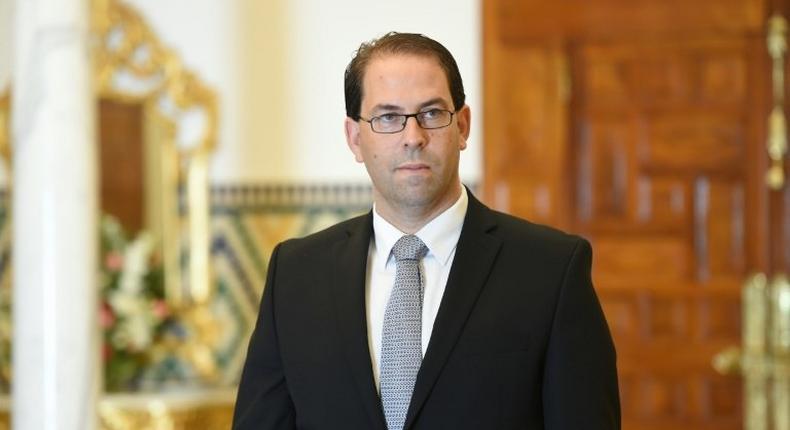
344;117;364;163
456;104;471;150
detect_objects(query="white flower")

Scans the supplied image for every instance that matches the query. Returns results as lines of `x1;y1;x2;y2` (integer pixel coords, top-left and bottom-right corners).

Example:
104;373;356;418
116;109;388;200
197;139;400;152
118;232;155;294
125;315;154;350
108;290;145;317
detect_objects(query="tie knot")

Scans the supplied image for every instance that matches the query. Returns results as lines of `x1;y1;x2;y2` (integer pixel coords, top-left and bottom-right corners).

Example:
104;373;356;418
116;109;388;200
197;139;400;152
391;235;428;262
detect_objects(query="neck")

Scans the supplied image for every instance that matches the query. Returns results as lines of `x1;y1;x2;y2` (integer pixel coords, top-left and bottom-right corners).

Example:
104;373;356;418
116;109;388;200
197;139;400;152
374;182;463;234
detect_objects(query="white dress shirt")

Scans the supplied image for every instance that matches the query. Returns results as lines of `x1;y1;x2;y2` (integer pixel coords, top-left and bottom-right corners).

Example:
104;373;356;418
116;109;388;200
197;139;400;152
365;187;468;391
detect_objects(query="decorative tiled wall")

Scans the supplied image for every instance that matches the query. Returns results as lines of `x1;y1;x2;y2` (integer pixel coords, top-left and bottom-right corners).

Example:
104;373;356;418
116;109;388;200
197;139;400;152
208;183;373;384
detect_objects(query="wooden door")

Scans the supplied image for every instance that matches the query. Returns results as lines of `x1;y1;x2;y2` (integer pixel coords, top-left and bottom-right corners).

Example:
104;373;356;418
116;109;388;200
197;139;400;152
483;1;774;429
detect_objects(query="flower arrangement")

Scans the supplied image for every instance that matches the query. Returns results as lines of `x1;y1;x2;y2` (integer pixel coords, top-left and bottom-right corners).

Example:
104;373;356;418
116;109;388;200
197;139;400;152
0;215;204;393
100;215;173;391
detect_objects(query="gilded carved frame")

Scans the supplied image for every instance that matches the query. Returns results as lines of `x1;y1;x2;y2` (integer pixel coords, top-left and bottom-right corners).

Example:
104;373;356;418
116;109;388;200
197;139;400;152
92;0;217;307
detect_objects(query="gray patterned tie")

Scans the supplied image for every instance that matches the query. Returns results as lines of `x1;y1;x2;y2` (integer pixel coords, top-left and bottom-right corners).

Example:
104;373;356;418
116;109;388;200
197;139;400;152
380;234;428;430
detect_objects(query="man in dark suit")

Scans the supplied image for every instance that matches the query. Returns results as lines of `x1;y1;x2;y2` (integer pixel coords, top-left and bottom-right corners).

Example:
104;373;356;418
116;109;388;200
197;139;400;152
233;32;620;430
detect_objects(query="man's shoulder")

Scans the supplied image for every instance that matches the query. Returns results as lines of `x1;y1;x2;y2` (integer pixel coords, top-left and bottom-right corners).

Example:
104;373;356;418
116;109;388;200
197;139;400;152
479;205;587;255
276;212;370;255
467;207;592;277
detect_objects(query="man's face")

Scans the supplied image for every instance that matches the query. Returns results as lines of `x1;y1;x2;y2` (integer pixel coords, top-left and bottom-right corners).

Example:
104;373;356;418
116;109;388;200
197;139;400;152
345;54;470;219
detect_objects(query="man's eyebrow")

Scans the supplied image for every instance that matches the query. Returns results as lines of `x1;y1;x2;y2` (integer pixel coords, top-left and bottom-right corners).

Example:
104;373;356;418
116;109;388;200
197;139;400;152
370;104;404;113
417;98;450;110
370;98;451;114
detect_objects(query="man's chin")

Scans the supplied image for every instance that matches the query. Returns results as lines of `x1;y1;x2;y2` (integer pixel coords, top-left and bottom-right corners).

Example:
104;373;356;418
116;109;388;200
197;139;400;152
392;185;441;210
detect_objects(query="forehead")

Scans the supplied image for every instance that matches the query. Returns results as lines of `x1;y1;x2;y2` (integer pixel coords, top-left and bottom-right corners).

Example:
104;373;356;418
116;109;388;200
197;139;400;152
361;53;451;110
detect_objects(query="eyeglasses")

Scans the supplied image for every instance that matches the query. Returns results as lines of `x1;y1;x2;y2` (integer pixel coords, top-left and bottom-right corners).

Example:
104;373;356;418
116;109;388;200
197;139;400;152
359;109;455;134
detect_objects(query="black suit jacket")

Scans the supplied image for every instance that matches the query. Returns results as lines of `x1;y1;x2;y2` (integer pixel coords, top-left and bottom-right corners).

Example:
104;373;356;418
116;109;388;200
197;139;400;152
233;192;620;429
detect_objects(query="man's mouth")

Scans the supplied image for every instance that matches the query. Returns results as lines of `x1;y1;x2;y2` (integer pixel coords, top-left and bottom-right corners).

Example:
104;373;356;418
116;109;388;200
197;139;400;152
396;162;430;171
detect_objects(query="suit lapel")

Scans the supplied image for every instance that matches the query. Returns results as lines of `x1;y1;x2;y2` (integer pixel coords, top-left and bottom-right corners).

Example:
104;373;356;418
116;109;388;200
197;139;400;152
404;193;502;429
331;213;388;430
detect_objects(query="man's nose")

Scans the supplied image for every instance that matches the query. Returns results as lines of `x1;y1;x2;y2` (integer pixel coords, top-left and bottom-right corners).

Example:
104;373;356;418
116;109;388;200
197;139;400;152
401;116;427;148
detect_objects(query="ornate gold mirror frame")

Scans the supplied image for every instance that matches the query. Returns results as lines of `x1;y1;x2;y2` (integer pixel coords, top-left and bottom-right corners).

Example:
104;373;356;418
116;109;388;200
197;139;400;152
1;0;230;427
92;0;217;307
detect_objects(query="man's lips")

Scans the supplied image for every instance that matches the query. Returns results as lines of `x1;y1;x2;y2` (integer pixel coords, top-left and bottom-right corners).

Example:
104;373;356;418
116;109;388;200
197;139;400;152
396;163;430;171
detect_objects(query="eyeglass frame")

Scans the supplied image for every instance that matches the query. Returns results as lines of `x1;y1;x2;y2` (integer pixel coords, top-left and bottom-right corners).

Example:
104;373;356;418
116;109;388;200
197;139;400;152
358;109;456;134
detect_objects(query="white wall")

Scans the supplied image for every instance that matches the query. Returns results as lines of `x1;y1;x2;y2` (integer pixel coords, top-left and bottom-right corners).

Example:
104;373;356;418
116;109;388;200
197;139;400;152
0;0;11;91
3;0;482;184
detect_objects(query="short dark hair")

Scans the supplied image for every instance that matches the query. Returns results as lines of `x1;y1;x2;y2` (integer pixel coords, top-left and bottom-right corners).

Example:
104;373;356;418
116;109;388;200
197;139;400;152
344;32;466;120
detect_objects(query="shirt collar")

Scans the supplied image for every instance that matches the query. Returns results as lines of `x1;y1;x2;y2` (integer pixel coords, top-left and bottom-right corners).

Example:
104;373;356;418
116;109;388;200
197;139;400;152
372;187;468;271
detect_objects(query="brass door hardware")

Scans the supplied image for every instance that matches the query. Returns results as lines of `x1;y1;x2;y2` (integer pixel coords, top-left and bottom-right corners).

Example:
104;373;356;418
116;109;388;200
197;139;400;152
767;14;788;191
714;273;790;430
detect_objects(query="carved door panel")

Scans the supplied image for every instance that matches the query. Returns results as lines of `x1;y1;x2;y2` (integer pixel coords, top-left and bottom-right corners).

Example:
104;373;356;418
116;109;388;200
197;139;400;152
571;38;762;430
483;1;772;429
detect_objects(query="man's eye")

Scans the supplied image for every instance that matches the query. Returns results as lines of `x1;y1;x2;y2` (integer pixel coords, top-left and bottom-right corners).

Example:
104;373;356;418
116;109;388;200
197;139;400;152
378;114;400;123
421;109;442;119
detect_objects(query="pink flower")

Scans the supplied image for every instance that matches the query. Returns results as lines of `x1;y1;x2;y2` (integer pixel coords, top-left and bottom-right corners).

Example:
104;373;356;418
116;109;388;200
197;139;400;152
104;252;124;271
100;302;116;329
152;300;169;319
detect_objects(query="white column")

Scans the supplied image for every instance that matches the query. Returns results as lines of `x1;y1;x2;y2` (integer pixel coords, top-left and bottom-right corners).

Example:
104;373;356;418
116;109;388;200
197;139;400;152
11;0;98;428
